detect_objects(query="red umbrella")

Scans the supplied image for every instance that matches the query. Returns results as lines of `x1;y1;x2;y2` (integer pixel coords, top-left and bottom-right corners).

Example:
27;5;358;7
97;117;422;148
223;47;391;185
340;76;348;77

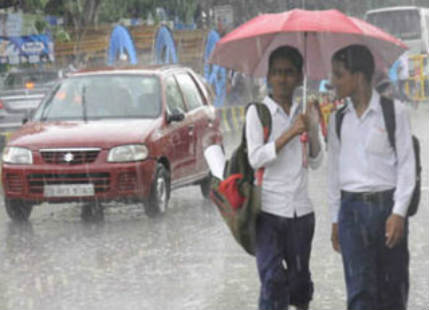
209;9;407;167
209;9;407;80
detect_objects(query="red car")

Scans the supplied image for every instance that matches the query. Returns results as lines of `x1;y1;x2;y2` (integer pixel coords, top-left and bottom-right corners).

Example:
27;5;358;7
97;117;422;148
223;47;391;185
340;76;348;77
1;65;222;221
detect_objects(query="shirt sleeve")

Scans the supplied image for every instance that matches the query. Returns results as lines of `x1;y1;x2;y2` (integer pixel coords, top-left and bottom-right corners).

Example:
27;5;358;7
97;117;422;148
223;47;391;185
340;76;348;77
392;102;416;217
245;105;277;170
327;112;341;223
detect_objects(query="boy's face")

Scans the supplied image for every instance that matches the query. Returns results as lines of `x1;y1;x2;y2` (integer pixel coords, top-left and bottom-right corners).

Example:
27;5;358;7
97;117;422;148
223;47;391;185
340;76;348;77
268;57;302;101
330;60;357;99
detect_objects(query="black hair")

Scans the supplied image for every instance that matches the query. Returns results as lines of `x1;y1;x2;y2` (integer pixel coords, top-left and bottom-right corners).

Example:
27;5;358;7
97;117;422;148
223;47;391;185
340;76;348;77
268;46;303;73
332;44;374;83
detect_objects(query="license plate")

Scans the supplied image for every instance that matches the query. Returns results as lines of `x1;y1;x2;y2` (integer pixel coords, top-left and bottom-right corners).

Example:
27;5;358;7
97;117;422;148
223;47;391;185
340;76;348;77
44;184;95;197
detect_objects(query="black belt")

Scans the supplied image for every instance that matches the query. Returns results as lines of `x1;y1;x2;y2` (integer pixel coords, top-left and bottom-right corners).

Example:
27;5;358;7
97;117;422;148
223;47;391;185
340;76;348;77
341;189;395;204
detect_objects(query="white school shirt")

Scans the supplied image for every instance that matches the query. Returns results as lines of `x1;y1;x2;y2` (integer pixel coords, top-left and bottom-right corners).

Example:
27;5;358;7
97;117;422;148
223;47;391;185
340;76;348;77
245;96;323;218
327;91;415;223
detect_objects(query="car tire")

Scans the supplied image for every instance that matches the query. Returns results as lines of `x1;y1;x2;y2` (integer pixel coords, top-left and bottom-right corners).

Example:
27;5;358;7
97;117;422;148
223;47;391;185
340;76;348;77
81;202;104;222
145;164;170;217
4;199;33;222
199;174;212;199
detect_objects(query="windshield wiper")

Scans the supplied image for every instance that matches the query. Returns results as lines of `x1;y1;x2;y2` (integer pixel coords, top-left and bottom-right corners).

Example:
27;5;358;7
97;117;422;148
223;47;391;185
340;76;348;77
82;86;88;123
40;84;61;121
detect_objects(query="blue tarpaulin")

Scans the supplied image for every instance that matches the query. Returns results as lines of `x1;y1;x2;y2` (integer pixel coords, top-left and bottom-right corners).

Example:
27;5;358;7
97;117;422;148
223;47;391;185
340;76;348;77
107;25;137;65
154;25;177;64
204;30;226;107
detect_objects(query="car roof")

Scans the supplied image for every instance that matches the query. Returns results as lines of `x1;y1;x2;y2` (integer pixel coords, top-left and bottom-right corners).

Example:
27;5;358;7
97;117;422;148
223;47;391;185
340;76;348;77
365;6;421;15
70;64;191;77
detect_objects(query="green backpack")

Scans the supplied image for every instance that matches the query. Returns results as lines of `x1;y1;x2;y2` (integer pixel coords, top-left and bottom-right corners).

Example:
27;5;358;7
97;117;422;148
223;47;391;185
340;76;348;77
210;102;271;255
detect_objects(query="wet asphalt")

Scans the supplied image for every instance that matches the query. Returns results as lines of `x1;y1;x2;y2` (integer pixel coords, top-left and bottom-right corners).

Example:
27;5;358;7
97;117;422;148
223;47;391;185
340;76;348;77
0;103;427;310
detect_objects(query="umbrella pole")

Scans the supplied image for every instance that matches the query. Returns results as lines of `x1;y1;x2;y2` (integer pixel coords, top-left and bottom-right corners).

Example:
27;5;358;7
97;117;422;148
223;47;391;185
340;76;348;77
301;33;309;168
303;32;308;113
303;76;307;112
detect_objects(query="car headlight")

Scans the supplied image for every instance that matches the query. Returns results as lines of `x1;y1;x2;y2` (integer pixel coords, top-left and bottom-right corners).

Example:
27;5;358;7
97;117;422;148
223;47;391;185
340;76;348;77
107;144;149;162
2;147;33;164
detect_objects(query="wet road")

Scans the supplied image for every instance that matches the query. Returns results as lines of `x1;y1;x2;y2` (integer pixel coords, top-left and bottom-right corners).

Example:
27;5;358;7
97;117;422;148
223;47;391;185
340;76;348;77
0;103;428;310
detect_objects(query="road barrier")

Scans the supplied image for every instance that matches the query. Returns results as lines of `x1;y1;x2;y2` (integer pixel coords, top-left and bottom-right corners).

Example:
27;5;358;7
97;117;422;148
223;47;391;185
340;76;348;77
54;25;208;74
406;54;428;102
0;131;13;153
216;105;246;133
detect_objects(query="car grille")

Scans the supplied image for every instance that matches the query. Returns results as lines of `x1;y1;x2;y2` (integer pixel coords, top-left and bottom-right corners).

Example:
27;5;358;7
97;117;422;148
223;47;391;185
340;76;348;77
40;148;100;165
27;172;110;194
118;172;138;191
5;173;24;193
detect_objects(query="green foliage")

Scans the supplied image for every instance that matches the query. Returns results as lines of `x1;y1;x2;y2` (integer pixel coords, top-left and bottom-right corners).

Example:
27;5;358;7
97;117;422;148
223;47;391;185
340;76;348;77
98;0;154;23
20;0;49;12
97;0;199;25
53;28;71;42
12;0;429;28
34;16;48;33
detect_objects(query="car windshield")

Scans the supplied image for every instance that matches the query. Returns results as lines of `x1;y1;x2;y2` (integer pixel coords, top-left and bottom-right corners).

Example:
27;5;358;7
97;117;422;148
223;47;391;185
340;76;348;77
33;74;162;121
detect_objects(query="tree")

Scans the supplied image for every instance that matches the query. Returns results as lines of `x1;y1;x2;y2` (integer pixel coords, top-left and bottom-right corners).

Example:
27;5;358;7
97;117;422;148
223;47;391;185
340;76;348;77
0;0;18;9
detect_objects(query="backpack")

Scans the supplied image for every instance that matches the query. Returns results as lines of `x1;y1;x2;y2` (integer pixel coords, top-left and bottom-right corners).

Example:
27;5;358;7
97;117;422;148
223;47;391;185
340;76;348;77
210;102;271;255
335;96;421;216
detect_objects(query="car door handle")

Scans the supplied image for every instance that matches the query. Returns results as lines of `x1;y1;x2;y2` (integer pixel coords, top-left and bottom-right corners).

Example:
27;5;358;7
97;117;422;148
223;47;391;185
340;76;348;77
188;125;195;135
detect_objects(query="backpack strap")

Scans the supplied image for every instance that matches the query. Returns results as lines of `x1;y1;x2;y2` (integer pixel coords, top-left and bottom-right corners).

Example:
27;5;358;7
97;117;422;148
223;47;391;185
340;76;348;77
335;104;348;141
253;102;272;142
380;96;396;151
245;102;272;186
243;102;272;143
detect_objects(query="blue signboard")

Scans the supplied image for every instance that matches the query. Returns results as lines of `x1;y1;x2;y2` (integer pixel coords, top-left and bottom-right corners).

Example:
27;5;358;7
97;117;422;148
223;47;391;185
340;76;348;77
0;34;54;65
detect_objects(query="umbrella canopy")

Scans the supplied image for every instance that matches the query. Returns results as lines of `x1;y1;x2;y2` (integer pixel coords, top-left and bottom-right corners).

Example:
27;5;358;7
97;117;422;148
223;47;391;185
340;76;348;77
209;9;407;80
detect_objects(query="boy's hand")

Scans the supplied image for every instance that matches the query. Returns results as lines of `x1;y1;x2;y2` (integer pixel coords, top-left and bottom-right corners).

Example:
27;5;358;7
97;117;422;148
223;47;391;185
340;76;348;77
292;114;307;136
331;223;341;253
385;214;405;248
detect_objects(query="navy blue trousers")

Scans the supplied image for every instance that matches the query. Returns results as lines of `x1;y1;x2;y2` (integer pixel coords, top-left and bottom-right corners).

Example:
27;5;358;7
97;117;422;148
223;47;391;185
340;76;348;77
255;212;315;310
339;191;409;310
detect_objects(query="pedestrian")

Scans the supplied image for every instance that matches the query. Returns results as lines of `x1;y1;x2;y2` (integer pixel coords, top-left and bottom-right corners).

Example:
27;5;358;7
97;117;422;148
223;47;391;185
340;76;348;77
327;44;415;310
246;45;323;310
389;51;411;102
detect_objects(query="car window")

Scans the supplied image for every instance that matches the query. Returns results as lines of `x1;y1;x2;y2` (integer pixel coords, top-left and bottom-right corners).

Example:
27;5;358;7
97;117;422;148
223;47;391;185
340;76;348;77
175;72;204;111
193;73;212;104
3;71;58;89
165;75;186;114
3;73;23;89
33;75;161;121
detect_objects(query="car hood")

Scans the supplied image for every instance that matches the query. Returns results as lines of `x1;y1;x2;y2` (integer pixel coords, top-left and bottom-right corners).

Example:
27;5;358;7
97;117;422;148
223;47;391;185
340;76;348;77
8;119;161;150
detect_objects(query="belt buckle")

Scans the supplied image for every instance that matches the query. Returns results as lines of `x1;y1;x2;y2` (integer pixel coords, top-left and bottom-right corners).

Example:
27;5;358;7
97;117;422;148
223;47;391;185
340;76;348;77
362;192;372;204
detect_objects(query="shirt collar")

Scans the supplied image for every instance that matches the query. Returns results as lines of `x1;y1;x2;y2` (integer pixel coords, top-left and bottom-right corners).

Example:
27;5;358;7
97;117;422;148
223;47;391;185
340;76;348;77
344;89;380;115
264;95;301;118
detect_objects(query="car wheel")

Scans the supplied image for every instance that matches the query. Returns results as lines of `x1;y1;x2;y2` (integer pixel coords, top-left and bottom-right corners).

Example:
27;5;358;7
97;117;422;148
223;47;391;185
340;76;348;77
4;199;33;222
81;202;104;222
199;174;212;199
145;164;170;217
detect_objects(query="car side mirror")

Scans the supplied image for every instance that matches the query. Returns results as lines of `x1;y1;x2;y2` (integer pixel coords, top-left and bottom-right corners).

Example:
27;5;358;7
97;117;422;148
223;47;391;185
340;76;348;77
166;109;185;123
22;109;33;124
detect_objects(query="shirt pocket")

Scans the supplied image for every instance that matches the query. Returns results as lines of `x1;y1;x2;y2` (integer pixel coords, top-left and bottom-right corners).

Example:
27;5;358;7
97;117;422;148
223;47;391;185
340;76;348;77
365;126;392;156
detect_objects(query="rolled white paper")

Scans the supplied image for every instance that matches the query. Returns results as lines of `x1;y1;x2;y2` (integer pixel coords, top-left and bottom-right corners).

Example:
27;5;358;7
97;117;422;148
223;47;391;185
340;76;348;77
204;144;226;180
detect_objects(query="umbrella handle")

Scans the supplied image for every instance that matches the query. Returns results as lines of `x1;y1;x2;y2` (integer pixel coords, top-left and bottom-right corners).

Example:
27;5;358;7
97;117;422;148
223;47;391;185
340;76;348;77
300;132;308;168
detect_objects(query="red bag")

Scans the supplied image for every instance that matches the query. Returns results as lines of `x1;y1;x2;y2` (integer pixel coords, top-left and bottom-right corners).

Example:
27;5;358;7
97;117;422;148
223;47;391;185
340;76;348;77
218;174;245;210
